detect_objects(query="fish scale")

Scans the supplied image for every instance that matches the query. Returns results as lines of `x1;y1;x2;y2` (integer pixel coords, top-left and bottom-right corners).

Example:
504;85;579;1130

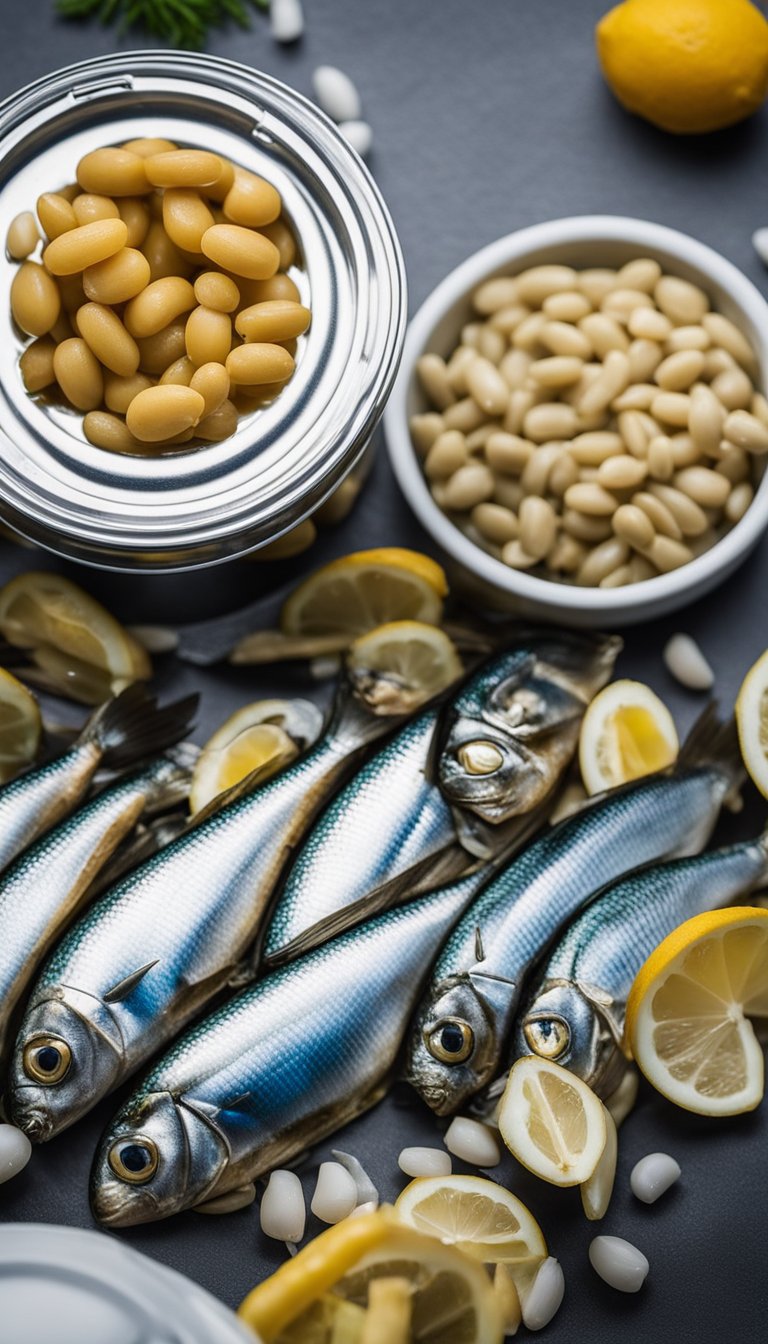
405;722;742;1115
90;867;488;1227
514;832;768;1096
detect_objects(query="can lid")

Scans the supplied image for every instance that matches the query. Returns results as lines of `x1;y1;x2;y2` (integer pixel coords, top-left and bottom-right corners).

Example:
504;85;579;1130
0;52;406;571
0;1223;257;1344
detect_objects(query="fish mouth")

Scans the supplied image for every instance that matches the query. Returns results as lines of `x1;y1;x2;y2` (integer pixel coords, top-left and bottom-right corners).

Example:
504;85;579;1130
91;1183;161;1228
12;1102;54;1143
412;1078;455;1117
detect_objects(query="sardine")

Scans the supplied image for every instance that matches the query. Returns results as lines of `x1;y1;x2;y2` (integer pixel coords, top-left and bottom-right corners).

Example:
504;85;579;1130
7;663;430;1142
0;752;193;1067
262;632;621;965
89;868;488;1227
513;830;768;1098
0;684;197;877
404;709;742;1115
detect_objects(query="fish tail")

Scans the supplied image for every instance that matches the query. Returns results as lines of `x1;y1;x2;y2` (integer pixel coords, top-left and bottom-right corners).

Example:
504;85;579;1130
139;745;199;814
677;702;743;791
80;685;199;771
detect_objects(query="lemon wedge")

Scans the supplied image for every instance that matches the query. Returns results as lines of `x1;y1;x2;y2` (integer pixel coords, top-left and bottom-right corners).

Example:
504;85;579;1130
0;571;150;705
497;1056;608;1187
578;678;678;794
281;548;448;639
189;699;320;814
0;667;42;783
625;906;768;1116
394;1174;547;1295
239;1208;502;1344
348;621;463;711
735;648;768;798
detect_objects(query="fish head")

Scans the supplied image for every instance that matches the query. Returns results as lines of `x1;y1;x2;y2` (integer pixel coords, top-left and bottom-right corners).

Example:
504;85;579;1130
9;989;124;1141
437;636;621;821
514;980;626;1093
90;1090;229;1227
405;978;505;1115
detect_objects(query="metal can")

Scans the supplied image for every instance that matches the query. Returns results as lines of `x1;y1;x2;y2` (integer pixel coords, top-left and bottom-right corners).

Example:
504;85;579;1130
0;53;406;572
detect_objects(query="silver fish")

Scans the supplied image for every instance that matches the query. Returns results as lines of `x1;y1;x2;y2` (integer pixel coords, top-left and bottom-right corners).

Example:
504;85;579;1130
513;831;768;1098
0;753;192;1066
404;710;742;1115
262;632;620;965
89;868;487;1227
0;684;197;878
7;664;430;1142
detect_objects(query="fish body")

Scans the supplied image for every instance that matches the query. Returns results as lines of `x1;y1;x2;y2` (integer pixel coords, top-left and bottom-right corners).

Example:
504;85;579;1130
89;868;487;1227
0;754;191;1064
263;632;620;964
405;713;741;1115
514;833;768;1097
7;675;407;1141
0;685;196;877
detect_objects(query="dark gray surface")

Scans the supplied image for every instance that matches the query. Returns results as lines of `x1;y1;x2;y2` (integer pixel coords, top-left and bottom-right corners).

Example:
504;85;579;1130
1;1;767;1339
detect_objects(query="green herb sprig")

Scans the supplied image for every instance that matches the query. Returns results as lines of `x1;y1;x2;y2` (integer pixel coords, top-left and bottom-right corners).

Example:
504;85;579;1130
57;0;270;51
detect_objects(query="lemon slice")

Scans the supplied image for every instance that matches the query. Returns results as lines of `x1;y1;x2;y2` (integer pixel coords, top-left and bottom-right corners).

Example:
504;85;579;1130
625;906;768;1116
497;1056;608;1187
281;548;448;638
578;678;678;794
394;1174;547;1285
580;1105;618;1221
0;667;42;783
348;621;463;712
238;1208;502;1344
735;649;768;798
189;698;321;814
0;572;151;705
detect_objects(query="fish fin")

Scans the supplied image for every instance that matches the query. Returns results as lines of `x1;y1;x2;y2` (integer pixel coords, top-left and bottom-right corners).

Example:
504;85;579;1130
264;846;480;967
87;813;188;895
103;960;159;1003
677;702;743;791
82;684;198;770
193;1183;257;1215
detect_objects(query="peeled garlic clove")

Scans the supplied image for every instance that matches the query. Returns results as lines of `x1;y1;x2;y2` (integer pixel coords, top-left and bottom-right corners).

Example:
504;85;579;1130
271;0;304;43
312;66;362;122
663;633;714;690
521;1257;565;1330
339;120;373;158
310;1161;358;1224
589;1235;649;1292
580;1106;617;1221
630;1152;681;1204
331;1148;379;1206
0;1124;32;1184
753;227;768;268
260;1169;306;1242
443;1116;501;1167
397;1146;452;1178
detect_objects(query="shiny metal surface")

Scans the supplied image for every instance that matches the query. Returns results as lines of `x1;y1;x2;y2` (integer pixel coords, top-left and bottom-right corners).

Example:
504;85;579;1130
0;53;406;570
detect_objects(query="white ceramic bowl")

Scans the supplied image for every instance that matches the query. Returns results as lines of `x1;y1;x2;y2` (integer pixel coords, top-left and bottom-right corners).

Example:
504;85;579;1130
385;216;768;626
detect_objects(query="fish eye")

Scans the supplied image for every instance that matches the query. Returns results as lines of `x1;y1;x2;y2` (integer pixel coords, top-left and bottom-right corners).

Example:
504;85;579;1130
523;1016;570;1061
23;1037;72;1085
457;740;504;776
426;1019;474;1065
108;1136;159;1185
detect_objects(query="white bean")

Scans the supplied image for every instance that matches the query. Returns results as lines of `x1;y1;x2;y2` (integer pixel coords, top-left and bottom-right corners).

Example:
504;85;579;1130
473;276;520;313
523;401;579;442
424;430;467;480
577;349;630;416
673;465;730;508
312;65;362;121
417;353;455;410
466;356;510;415
711;367;753;410
340;120;373;158
519;496;557;559
398;1146;452;1178
589;1236;650;1293
472;502;519;545
654;349;705;391
0;1124;32;1184
725;480;754;522
630;1152;681;1204
501;539;539;568
724;409;768;454
485;431;532;474
260;1169;306;1242
516;264;577;304
752;226;768;268
688;383;725;454
655;275;709;324
579;312;629;355
443;1116;501;1167
270;0;304;43
410;412;444;454
310;1161;358;1224
664;633;714;690
443;462;495;510
521;1257;566;1330
702;313;756;371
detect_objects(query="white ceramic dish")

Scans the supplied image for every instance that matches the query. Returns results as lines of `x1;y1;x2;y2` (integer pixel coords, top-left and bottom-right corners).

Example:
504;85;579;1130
385;215;768;626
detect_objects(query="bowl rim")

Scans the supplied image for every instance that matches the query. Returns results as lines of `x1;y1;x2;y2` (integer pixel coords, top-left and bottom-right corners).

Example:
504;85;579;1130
385;214;768;614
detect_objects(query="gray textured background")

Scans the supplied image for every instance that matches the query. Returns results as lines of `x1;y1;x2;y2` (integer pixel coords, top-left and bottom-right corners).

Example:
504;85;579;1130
1;1;767;1339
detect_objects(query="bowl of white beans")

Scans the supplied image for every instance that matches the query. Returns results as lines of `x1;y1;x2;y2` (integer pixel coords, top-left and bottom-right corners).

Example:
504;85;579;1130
385;216;768;626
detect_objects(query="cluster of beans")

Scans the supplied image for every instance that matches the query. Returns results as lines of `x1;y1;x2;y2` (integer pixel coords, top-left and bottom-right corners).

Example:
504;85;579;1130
6;140;311;454
410;260;764;587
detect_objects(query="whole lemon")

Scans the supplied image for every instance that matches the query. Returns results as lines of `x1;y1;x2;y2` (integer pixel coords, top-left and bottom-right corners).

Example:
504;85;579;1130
596;0;768;133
